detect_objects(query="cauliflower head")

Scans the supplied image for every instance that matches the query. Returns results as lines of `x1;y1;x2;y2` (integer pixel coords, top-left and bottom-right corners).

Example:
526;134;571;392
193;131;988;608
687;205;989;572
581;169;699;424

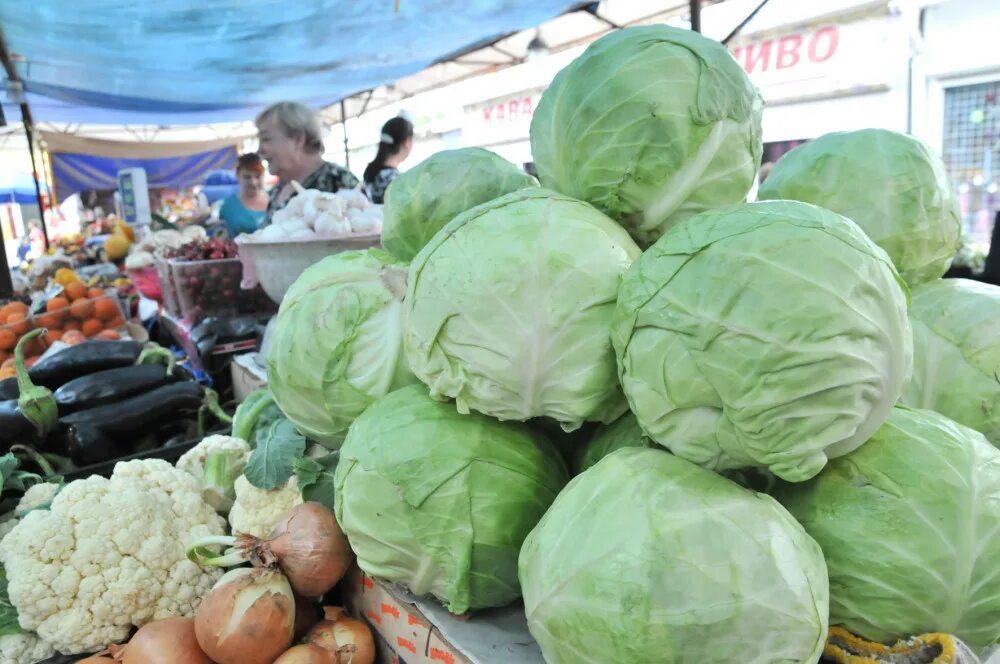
14;483;59;517
0;632;55;664
228;475;302;538
176;435;251;514
0;459;226;655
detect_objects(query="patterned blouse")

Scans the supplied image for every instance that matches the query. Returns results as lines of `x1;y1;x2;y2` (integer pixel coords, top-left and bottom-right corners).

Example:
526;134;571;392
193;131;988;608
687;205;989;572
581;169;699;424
265;161;360;225
364;167;400;205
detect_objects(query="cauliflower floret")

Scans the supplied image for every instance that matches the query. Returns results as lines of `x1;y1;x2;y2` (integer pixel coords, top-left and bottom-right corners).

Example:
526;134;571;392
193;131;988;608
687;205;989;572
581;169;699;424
176;435;251;515
0;459;226;654
0;632;55;664
0;521;16;544
228;475;302;538
14;483;59;516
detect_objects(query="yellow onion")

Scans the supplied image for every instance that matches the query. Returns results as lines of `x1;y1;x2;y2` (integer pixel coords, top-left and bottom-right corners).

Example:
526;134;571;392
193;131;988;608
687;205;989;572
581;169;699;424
195;567;295;664
274;644;335;663
107;617;211;664
304;607;375;664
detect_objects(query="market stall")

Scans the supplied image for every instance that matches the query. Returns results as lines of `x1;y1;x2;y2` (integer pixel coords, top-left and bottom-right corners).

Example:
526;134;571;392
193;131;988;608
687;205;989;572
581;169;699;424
1;5;999;664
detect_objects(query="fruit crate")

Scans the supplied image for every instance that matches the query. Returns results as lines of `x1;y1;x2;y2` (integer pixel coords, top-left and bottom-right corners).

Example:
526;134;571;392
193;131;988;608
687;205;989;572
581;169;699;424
170;257;275;322
33;288;127;344
0;302;38;375
155;257;181;316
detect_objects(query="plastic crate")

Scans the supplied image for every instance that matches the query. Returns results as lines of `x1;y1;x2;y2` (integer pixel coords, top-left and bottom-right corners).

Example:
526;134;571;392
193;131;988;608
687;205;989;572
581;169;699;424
155;257;181;316
170;257;243;320
32;289;126;343
0;305;39;371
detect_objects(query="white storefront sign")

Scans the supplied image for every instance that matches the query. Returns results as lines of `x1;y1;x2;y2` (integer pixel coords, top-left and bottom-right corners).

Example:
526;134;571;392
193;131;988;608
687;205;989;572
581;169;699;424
462;88;545;148
729;17;897;104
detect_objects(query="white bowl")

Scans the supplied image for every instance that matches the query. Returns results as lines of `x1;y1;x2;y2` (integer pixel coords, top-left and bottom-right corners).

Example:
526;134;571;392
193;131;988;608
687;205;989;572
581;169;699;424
237;233;382;304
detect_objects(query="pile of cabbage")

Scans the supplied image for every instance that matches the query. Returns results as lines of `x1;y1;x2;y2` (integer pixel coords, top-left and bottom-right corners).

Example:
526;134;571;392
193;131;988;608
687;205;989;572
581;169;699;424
264;23;1000;664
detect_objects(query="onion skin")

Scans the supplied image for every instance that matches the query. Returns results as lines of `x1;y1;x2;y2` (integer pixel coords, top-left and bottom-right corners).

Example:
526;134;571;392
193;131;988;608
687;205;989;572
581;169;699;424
111;617;211;664
195;567;296;664
274;644;335;663
247;502;354;598
304;607;375;664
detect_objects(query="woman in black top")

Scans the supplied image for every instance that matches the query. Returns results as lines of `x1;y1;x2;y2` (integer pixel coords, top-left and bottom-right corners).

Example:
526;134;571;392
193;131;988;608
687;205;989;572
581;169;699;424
363;116;414;204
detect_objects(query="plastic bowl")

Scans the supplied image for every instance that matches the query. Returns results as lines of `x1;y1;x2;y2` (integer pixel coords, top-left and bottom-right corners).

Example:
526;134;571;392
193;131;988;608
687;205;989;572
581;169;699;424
236;233;381;304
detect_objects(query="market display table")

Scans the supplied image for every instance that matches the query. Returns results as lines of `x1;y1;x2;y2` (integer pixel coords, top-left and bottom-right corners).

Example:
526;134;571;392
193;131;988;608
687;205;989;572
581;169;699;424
344;567;545;664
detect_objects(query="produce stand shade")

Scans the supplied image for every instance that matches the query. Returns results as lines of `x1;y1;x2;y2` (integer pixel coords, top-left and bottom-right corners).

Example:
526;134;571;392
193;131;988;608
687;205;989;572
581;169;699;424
344;567;545;664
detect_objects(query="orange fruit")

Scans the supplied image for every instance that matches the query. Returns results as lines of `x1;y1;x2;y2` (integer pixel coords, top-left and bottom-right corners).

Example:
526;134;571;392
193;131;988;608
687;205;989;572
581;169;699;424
46;297;69;313
24;356;39;369
88;288;105;299
106;316;126;328
81;319;103;338
5;312;29;335
44;329;62;345
61;330;86;345
34;313;58;329
0;366;14;380
64;320;82;331
95;329;120;341
93;298;120;322
64;281;88;301
0;329;15;351
70;298;94;320
0;301;28;322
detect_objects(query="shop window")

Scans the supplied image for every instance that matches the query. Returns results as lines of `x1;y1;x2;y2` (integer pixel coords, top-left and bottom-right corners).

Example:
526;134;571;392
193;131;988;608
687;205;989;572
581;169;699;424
943;81;1000;248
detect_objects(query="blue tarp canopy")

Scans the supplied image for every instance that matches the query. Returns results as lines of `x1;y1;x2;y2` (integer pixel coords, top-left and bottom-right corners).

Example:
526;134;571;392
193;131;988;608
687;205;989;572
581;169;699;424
0;172;49;205
1;1;587;124
43;132;238;199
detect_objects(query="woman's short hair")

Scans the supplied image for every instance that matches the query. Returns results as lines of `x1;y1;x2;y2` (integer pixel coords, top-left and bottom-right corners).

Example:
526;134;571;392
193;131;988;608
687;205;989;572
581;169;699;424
256;102;324;154
237;152;265;175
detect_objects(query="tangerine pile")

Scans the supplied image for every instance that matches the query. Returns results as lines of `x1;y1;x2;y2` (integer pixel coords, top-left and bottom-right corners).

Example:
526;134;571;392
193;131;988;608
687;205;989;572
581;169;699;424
36;284;125;346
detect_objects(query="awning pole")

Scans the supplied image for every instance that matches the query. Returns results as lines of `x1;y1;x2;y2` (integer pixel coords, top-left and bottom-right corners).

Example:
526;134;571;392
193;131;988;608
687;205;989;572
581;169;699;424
0;26;47;250
340;100;350;171
690;0;702;33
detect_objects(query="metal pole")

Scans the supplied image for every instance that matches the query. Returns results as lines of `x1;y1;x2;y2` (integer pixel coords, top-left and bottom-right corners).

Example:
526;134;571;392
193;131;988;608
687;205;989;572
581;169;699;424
339;100;350;171
0;25;48;250
690;0;701;33
0;227;11;299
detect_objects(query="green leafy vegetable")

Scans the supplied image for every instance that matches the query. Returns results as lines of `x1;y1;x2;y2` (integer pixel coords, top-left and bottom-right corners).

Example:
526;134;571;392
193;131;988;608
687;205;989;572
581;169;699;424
573;412;652;474
612;200;912;482
293;454;338;511
520;447;828;664
901;278;1000;445
404;188;641;430
773;407;1000;649
244;420;307;490
15;330;57;438
334;385;568;614
232;388;283;445
267;249;418;448
531;25;763;247
382;147;537;261
758;129;961;286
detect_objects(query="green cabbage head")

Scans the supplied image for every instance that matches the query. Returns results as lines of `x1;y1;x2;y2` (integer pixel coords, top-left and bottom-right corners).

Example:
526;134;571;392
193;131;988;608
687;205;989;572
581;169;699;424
773;407;1000;649
334;384;568;614
382;148;537;261
520;447;829;664
613;200;912;482
902;278;1000;445
758;129;961;286
266;249;417;447
574;412;652;474
405;188;641;430
531;25;763;247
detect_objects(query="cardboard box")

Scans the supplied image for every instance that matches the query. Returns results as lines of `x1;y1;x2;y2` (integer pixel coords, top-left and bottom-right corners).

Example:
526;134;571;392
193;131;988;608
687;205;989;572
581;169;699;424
231;352;267;402
344;567;545;664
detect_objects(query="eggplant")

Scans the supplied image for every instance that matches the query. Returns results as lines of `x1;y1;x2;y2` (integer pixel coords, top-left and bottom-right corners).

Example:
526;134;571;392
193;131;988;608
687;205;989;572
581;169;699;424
0;377;16;400
29;340;144;389
65;423;122;467
54;364;180;412
0;400;34;449
60;381;204;435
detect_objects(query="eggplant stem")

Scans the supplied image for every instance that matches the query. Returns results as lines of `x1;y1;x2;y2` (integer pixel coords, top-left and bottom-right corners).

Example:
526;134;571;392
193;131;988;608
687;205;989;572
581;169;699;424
231;389;275;442
136;345;177;375
201;388;233;425
9;444;56;478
